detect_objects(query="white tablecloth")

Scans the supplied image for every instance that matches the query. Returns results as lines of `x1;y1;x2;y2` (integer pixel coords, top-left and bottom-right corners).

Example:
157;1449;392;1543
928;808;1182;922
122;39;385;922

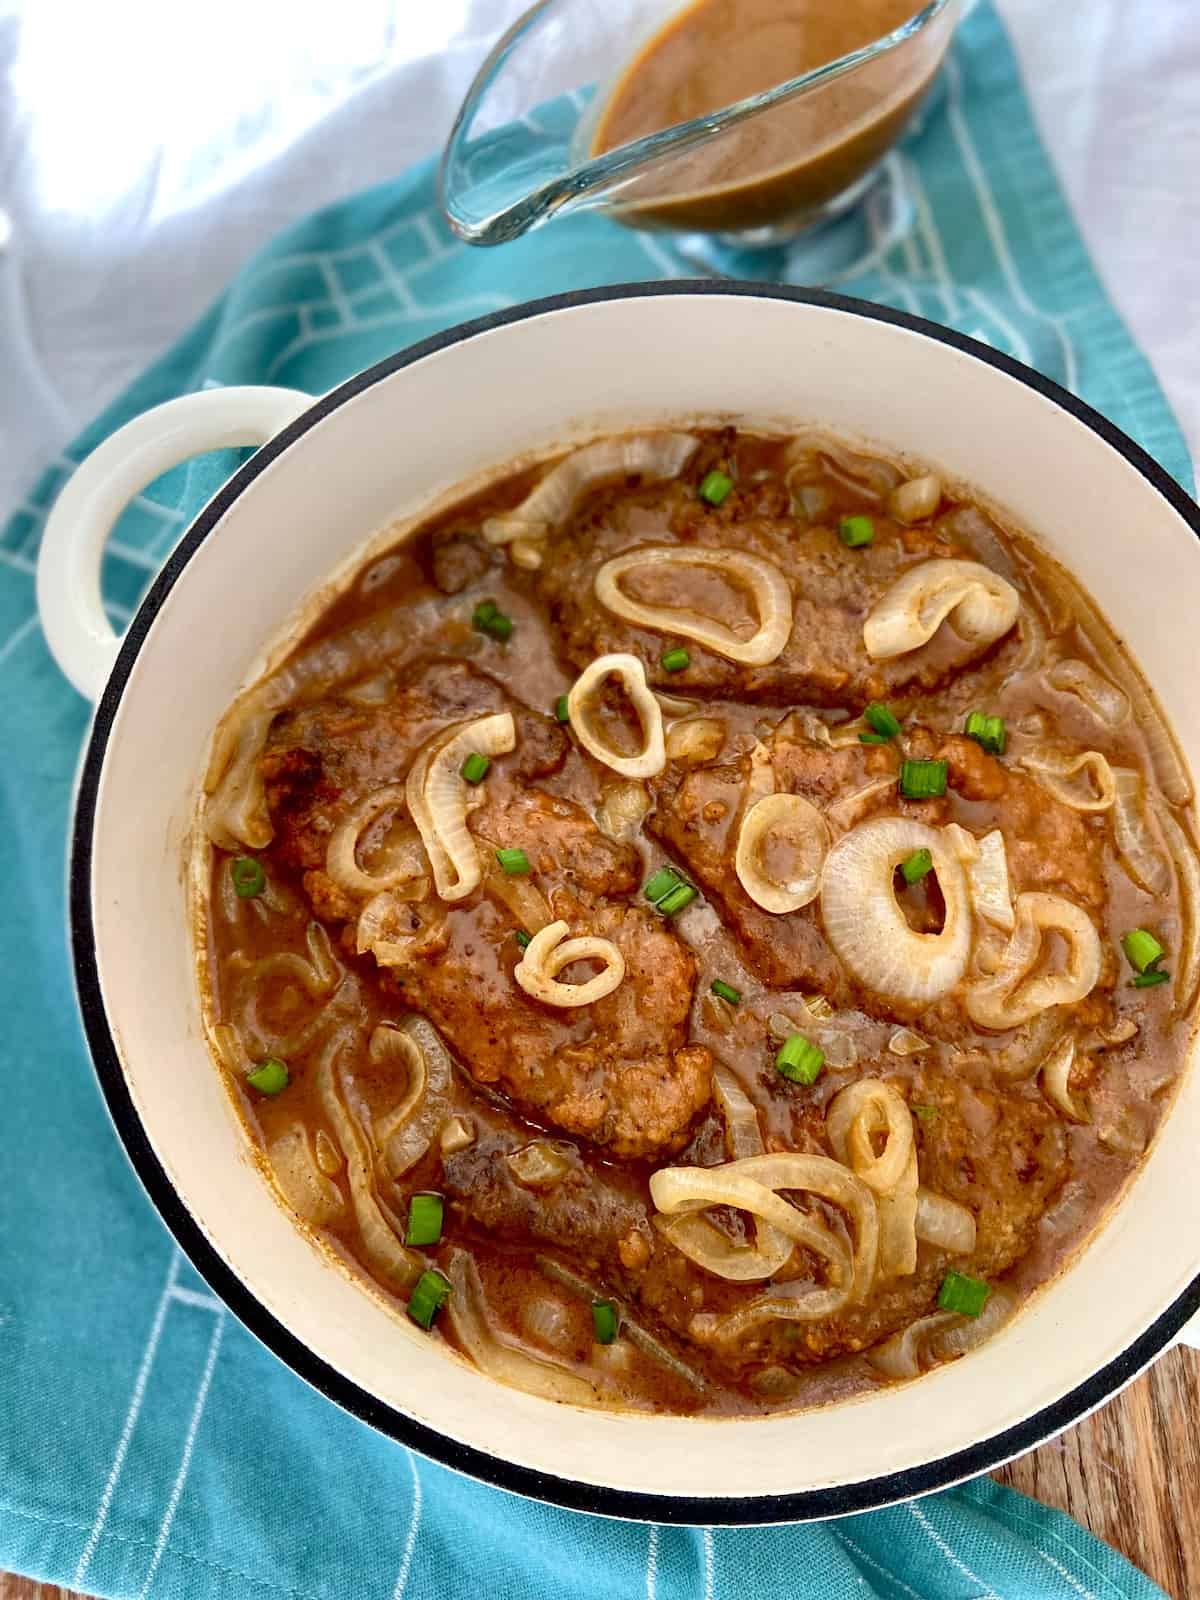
1;0;1196;515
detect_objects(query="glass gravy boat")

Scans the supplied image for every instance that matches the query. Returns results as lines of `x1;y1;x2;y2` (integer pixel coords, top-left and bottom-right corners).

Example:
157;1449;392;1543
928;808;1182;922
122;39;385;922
439;0;960;281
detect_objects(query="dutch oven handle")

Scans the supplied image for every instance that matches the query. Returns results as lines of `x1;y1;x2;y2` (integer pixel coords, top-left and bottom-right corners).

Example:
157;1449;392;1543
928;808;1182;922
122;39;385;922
36;386;311;701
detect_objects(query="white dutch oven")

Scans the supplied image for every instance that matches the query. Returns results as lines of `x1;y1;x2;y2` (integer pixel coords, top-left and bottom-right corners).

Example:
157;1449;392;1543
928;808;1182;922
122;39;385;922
37;284;1200;1522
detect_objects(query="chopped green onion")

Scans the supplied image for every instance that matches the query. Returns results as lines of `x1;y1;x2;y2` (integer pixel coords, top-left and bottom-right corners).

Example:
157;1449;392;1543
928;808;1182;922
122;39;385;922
246;1057;288;1096
592;1300;619;1344
661;647;691;673
863;702;901;738
473;599;513;641
460;752;490;785
698;469;733;506
910;1104;939;1123
405;1193;444;1247
710;979;742;1005
554;694;570;724
1133;969;1170;989
775;1033;825;1086
657;882;697;917
230;856;266;898
407;1269;452;1330
514;929;532;950
1122;928;1165;974
495;847;530;876
838;514;874;548
901;848;934;885
964;710;1007;756
859;732;890;745
937;1271;990;1318
643;867;682;904
900;758;948;799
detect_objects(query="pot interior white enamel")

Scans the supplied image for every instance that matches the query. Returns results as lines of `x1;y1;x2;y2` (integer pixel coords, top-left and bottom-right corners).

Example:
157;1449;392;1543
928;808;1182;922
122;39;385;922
75;286;1200;1519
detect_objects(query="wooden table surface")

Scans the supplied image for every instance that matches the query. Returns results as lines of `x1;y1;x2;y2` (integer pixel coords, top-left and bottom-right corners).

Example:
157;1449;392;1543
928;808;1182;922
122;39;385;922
3;1344;1196;1600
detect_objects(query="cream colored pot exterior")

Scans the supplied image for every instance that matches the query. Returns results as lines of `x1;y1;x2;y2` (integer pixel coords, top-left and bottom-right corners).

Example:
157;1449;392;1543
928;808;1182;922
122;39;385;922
39;286;1200;1521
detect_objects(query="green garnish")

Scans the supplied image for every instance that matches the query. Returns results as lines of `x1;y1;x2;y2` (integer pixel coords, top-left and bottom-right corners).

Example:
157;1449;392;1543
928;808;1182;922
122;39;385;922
554;694;570;723
472;599;513;641
514;929;532;951
775;1033;825;1086
643;867;682;905
460;752;490;785
937;1271;990;1318
838;514;874;548
661;647;691;673
910;1104;939;1123
901;848;934;885
592;1300;619;1344
859;733;890;745
698;469;733;506
407;1270;452;1330
900;758;948;799
657;882;697;917
231;856;266;898
246;1057;288;1096
1133;970;1170;989
964;710;1007;756
495;847;531;876
863;702;901;739
710;979;742;1005
405;1193;444;1248
1122;928;1165;974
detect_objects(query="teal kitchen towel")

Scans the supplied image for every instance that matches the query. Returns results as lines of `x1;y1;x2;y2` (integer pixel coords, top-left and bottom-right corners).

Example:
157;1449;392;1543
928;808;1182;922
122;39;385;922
0;4;1190;1597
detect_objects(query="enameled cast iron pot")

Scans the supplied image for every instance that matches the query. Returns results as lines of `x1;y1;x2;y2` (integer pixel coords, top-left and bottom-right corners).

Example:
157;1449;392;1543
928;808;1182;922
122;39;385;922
37;283;1200;1524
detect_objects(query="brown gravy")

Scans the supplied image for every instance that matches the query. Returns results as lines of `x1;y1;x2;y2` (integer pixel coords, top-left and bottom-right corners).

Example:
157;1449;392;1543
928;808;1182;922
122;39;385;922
591;0;941;232
200;426;1198;1418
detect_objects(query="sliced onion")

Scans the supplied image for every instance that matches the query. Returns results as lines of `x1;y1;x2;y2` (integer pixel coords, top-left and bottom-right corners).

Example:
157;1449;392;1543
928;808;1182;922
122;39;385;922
229;918;340;1000
868;1311;961;1379
1112;768;1170;896
406;711;515;901
316;1028;422;1292
989;1009;1066;1080
827;1079;918;1278
594;545;793;666
821;819;972;1004
946;823;1014;931
507;1140;573;1188
1007;604;1046;678
888;1027;929;1056
928;1285;1017;1360
595;779;652;840
914;1189;976;1254
356;890;446;969
1042;566;1190;804
863;559;1020;660
484;858;552;932
1020;746;1116;812
325;785;429;901
1040;1034;1086;1122
825;775;898;834
665;717;725;763
514;919;625;1008
508;537;544;570
371;1017;453;1178
712;1066;766;1161
205;601;442;849
443;1249;603;1405
566;653;665;779
786;437;901;500
1047;658;1130;727
268;1123;344;1226
481;433;698;546
965;892;1102;1029
735;792;829;913
1152;802;1200;1015
827;1080;913;1195
888;474;943;525
440;1115;475;1155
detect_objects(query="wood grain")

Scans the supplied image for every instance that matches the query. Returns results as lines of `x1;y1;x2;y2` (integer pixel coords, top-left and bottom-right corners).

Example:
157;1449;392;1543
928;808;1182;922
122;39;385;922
2;1346;1196;1600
